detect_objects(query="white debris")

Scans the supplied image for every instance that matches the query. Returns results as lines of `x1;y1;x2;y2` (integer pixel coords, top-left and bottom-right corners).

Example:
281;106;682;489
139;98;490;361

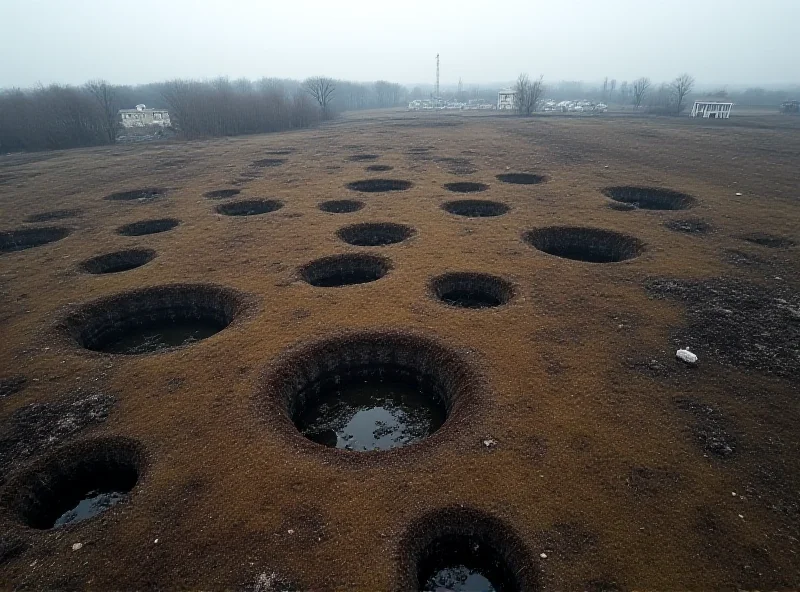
72;543;83;551
676;349;698;364
154;539;159;544
287;529;295;535
735;192;743;196
483;439;497;448
540;553;547;559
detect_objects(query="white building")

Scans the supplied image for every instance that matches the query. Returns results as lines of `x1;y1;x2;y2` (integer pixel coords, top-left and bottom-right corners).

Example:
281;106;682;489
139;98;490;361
497;89;516;110
690;101;733;119
118;104;171;128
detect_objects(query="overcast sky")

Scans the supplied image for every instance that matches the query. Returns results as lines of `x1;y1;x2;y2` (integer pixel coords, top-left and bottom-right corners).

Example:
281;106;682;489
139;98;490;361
1;0;797;89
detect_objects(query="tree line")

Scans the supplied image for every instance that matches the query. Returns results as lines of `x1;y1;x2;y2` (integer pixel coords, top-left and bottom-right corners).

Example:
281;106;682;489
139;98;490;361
0;76;409;153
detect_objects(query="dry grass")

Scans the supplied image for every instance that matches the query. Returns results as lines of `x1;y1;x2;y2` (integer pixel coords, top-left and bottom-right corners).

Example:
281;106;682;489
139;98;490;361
0;109;798;590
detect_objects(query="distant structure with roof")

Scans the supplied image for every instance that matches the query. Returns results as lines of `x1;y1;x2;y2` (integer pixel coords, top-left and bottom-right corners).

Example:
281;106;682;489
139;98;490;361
690;100;733;118
497;89;516;110
118;104;171;128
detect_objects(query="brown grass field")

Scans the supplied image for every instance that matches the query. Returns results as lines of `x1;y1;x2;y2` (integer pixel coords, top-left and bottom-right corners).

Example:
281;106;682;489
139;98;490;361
1;109;799;590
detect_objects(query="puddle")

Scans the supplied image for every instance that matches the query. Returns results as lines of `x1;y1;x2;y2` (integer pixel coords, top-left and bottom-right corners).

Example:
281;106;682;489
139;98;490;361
53;490;127;528
102;320;223;354
424;566;496;591
295;377;445;451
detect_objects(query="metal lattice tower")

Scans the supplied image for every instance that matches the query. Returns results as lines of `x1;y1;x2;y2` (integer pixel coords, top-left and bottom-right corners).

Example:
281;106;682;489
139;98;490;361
435;54;440;98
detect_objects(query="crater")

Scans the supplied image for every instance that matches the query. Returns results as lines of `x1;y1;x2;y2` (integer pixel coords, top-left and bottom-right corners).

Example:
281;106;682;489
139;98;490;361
336;222;415;246
739;233;794;248
602;186;696;210
2;437;144;530
216;199;283;216
366;164;394;172
25;209;81;223
346;179;412;193
62;284;247;355
430;272;513;309
496;173;547;185
442;200;509;218
81;248;156;275
319;200;365;214
396;506;537;591
444;182;489;193
257;331;481;454
104;188;166;201
524;226;644;263
116;218;179;236
1;227;71;253
204;189;241;199
300;253;390;287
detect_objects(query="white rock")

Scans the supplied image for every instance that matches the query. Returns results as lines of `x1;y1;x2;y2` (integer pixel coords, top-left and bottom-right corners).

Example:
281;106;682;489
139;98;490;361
72;543;83;551
676;349;698;364
483;439;497;448
540;553;547;559
735;192;743;196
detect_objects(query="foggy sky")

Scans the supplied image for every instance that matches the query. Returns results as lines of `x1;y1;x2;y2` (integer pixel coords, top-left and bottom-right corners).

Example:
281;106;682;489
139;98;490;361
2;0;797;89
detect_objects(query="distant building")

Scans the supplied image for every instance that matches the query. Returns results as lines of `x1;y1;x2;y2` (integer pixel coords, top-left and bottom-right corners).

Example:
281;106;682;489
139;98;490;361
118;104;171;128
497;89;516;110
690;101;733;119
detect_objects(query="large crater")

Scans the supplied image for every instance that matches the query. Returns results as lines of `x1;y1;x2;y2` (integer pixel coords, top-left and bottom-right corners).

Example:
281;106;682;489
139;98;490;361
1;227;71;253
80;248;156;275
336;223;415;246
442;200;509;218
346;179;412;193
602;186;697;210
524;226;644;263
61;284;247;354
256;331;482;456
300;253;391;287
430;272;514;309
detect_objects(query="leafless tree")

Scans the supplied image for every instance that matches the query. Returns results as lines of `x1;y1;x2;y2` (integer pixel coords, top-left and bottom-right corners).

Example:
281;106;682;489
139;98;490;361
671;73;695;114
85;79;119;143
514;73;545;116
632;77;651;109
304;77;336;119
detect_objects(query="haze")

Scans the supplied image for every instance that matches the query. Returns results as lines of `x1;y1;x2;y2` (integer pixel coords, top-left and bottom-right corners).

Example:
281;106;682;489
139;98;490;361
2;0;797;88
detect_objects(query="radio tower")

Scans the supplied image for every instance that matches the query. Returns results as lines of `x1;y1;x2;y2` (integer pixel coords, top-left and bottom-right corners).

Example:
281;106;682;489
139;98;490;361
435;54;440;98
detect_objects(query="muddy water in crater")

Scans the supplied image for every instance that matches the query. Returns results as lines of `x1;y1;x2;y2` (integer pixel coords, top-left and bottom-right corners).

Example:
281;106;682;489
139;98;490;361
53;490;127;528
103;320;223;354
296;379;446;451
424;566;496;592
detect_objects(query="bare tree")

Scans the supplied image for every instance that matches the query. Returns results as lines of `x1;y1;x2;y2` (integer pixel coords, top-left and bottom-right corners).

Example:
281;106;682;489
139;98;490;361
85;79;119;143
671;73;695;114
632;77;651;109
514;73;545;116
304;77;335;119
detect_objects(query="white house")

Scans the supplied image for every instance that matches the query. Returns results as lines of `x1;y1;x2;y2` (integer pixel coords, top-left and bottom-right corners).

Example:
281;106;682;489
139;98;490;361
690;101;733;119
497;89;516;110
118;104;171;128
